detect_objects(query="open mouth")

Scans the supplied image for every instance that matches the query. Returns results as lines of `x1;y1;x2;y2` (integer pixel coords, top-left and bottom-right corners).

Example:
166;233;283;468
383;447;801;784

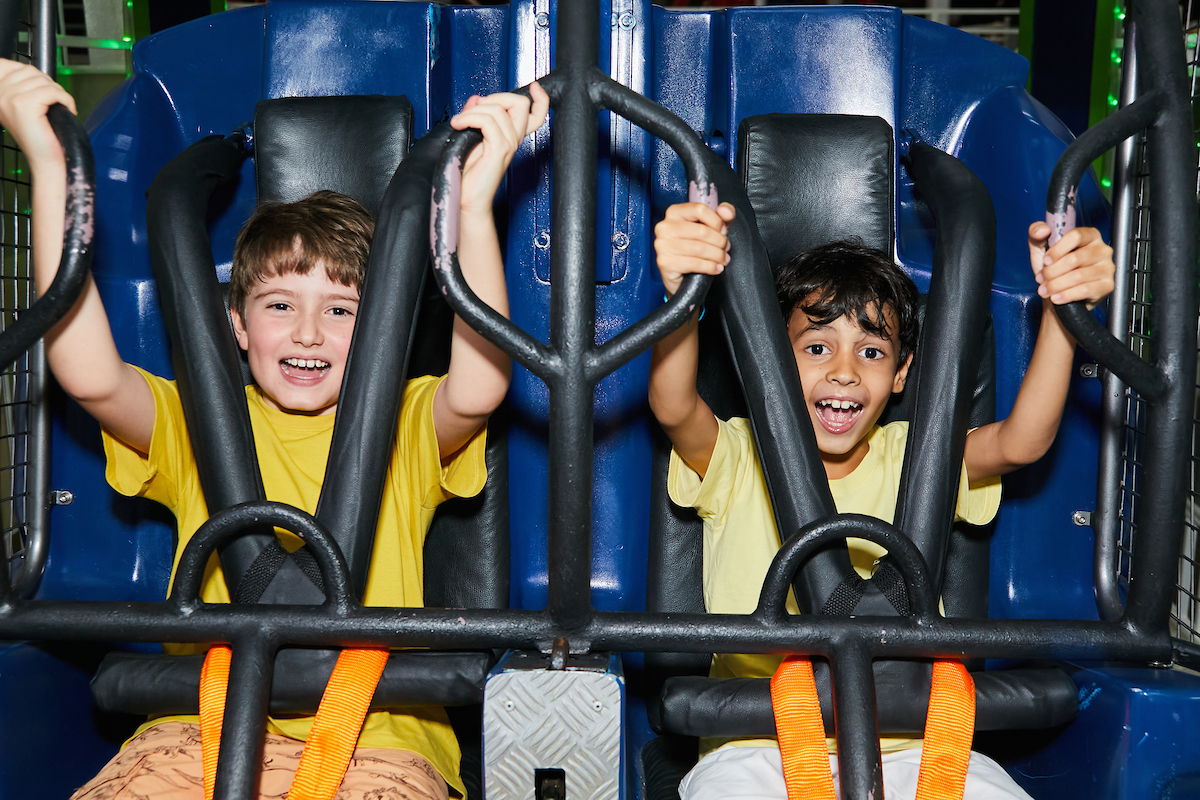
814;398;863;434
280;357;331;378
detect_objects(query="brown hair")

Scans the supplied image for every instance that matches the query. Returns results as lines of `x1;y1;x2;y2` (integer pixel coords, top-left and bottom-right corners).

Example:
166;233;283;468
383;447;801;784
229;190;374;318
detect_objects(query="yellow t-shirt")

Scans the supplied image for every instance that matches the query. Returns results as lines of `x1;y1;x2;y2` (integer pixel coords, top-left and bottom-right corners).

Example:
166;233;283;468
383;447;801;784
103;367;487;795
667;417;1002;754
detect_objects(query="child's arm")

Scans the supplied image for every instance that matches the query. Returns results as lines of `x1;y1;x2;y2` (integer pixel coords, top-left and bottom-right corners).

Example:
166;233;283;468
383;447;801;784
432;82;550;460
0;60;153;452
647;201;735;478
964;222;1115;481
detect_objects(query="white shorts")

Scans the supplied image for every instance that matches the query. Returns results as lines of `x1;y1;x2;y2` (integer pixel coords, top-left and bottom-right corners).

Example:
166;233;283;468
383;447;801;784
678;744;1032;800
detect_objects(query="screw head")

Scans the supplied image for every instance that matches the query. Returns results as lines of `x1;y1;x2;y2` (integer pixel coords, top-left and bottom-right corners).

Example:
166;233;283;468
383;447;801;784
612;232;630;251
534;231;551;250
535;12;550;28
618;11;636;29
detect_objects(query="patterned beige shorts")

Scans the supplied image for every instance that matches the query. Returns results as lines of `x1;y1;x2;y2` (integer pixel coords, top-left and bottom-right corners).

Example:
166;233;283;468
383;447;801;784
70;722;451;800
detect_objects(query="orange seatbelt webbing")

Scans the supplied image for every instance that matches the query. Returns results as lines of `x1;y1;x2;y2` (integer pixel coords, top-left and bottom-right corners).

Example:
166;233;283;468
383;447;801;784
770;656;838;800
199;645;389;800
914;661;975;800
288;647;390;800
771;656;975;800
200;644;232;800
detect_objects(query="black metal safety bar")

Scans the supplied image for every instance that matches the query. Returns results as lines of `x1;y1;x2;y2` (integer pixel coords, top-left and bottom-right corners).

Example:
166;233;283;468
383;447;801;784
0;110;93;374
0;1;1195;799
1045;0;1196;636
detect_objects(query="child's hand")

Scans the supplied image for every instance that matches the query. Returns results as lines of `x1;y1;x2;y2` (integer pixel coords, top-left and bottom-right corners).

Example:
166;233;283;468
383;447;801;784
654;201;736;297
1028;221;1114;309
451;81;549;217
0;59;75;169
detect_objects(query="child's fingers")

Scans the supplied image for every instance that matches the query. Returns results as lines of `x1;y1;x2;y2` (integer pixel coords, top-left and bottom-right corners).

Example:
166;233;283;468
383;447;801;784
1043;225;1099;265
716;202;736;223
655;233;729;271
525;81;549;135
664;201;729;234
1039;258;1115;305
655;214;729;253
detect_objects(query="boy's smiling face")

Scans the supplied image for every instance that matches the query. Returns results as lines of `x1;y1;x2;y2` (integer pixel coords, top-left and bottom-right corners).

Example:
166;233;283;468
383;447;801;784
788;302;912;479
230;268;360;416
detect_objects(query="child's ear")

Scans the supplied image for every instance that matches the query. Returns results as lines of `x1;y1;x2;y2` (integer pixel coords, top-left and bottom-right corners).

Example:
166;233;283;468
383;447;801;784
230;308;250;351
892;352;914;393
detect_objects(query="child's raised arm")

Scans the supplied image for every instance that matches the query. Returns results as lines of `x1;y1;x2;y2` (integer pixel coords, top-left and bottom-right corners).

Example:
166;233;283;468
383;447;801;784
432;82;550;460
963;222;1115;481
0;60;153;452
648;201;734;478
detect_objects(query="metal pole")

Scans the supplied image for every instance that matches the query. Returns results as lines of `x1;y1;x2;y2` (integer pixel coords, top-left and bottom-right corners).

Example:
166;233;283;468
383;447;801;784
1093;20;1139;622
546;0;600;635
13;0;58;599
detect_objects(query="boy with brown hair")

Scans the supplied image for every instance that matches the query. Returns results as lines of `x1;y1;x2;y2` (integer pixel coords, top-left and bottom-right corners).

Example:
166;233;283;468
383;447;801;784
649;200;1114;799
0;58;549;799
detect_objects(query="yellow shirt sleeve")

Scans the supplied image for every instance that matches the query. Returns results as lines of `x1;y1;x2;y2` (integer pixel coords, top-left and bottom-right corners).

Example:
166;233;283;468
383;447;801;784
102;366;195;510
395;374;488;512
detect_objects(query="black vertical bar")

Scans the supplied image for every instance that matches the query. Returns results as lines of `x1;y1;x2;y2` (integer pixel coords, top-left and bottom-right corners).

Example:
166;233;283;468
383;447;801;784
546;0;600;632
830;645;884;800
892;144;995;594
213;640;276;800
1121;0;1197;636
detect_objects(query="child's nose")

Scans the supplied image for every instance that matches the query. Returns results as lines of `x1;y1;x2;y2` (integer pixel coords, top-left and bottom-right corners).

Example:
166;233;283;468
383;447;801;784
826;352;859;385
293;314;323;346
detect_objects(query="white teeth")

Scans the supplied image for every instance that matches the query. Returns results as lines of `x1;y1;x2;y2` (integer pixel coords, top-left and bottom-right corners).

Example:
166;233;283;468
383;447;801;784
284;357;329;369
820;399;861;410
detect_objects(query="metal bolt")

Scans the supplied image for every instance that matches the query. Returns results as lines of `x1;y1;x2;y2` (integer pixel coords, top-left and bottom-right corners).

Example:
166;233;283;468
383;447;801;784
503;699;515;711
534;231;551;250
1072;510;1091;527
535;12;549;28
618;11;636;29
1080;363;1100;379
51;489;74;506
591;699;603;712
612;232;630;251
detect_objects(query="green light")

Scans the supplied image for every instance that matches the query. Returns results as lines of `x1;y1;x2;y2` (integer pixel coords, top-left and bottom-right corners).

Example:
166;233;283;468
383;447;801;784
1101;177;1112;188
1108;94;1119;107
122;36;131;42
1117;9;1126;20
1111;51;1122;64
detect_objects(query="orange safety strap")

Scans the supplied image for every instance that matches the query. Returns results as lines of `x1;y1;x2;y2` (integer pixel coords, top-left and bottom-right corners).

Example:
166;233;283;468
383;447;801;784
771;655;975;800
200;644;232;800
199;645;389;800
914;661;975;800
770;656;837;799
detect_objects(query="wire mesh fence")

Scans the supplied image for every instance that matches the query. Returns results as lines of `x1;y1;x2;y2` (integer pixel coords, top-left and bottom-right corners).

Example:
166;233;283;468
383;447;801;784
1118;0;1200;643
0;0;37;587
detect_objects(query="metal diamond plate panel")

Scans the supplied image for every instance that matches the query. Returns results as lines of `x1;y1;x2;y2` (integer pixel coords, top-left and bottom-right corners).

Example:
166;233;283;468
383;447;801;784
484;668;622;800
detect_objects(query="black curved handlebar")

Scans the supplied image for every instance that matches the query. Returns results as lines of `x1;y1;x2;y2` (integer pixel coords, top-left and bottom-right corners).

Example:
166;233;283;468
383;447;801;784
171;501;354;617
428;73;715;384
0;104;95;372
1045;90;1167;402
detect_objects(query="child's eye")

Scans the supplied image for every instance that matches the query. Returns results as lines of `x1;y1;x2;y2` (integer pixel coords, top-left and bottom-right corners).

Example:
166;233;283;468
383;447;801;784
804;343;828;356
268;302;290;312
859;346;885;360
328;307;355;318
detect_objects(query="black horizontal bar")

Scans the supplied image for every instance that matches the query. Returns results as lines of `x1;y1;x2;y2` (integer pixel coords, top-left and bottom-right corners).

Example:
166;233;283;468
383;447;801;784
0;601;1168;662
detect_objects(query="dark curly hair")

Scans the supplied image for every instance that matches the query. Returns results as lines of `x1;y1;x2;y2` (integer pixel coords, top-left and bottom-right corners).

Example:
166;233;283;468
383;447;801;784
775;240;920;363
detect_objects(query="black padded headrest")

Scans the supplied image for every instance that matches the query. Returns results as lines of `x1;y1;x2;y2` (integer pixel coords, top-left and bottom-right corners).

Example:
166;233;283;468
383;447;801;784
254;94;414;218
738;113;894;266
